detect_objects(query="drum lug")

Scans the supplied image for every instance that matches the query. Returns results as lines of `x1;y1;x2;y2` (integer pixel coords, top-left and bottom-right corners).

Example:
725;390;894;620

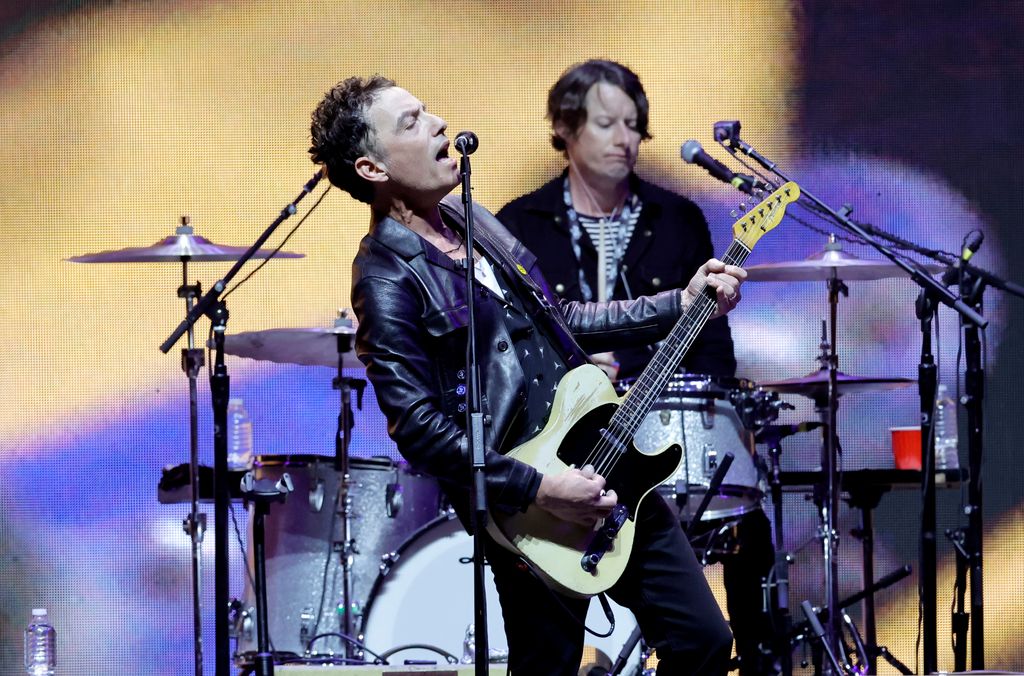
704;445;718;477
380;550;399;575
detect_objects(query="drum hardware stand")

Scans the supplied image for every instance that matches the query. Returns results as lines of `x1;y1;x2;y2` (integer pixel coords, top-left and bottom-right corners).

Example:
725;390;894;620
608;455;735;676
160;169;325;676
240;469;294;676
799;600;845;674
177;219;208;676
946;527;969;671
330;311;364;661
756;422;821;676
844;482;917;674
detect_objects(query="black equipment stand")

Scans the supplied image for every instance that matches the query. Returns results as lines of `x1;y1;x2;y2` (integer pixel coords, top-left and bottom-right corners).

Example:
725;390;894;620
330;314;363;660
176;227;208;676
452;132;491;675
239;470;294;676
159;169;324;675
914;289;940;673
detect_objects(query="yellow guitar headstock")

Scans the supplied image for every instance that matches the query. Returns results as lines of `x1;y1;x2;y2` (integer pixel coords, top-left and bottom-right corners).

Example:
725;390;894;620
732;181;800;250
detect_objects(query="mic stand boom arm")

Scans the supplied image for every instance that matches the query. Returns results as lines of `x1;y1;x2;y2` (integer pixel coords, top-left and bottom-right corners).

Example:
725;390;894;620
157;169;324;676
741;141;987;671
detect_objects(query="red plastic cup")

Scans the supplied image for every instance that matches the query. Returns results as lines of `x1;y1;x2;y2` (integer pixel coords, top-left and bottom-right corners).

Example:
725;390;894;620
890;426;922;470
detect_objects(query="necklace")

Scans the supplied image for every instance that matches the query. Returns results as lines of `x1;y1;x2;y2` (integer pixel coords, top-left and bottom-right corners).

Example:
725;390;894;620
441;229;463;255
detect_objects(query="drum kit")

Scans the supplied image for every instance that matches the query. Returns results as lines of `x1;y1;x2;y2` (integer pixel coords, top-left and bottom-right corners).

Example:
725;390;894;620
69;221;942;675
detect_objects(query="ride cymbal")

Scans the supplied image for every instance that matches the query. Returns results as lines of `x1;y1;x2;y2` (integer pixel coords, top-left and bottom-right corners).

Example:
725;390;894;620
745;244;943;282
67;224;304;263
762;369;914;397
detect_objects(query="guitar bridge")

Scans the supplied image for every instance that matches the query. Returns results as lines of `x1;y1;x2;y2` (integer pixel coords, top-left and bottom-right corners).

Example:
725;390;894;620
580;504;628;573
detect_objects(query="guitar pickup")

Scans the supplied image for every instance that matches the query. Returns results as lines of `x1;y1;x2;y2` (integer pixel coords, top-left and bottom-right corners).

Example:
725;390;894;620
580;504;628;573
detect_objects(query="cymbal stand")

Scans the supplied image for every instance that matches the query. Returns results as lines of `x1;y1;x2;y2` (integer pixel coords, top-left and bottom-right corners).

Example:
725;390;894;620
177;219;207;676
160;169;326;675
330;313;363;660
810;268;848;671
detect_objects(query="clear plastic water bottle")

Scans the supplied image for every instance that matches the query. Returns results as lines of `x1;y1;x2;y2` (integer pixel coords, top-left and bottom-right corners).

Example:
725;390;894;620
934;384;959;470
24;608;55;676
227;398;254;470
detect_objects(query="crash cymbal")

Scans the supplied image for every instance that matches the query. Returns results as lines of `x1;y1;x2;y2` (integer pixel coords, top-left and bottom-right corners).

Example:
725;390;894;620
762;369;915;397
745;242;943;282
67;223;304;263
222;326;362;369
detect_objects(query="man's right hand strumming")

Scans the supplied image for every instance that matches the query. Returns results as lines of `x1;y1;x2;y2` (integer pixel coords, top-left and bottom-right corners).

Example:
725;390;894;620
535;463;618;527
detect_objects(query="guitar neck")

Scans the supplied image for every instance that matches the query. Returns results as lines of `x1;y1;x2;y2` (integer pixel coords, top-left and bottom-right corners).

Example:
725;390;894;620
612;238;751;437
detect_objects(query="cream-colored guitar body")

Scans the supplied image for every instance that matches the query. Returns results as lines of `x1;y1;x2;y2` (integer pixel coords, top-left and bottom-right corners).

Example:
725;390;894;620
486;363;680;598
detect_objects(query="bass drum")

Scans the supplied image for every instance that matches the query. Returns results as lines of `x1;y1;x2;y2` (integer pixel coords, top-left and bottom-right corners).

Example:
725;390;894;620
360;515;641;673
620;374;765;522
236;454;444;659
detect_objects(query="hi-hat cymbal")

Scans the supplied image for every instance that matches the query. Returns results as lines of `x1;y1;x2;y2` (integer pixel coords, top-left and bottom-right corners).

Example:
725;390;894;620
67;225;304;263
745;244;943;282
222;326;362;369
763;369;915;397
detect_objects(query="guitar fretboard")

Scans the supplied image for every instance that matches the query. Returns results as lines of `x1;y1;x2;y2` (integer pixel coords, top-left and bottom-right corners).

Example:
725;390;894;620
607;239;751;445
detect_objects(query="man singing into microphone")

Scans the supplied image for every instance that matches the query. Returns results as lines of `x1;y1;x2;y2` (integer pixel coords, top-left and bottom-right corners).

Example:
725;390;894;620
309;75;743;674
497;60;778;675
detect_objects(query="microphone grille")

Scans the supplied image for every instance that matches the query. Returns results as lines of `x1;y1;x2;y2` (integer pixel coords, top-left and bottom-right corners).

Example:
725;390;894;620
681;139;702;163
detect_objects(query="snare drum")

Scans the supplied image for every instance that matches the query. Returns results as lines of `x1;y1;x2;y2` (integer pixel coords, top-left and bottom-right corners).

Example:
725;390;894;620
235;455;444;658
619;374;765;522
359;516;641;672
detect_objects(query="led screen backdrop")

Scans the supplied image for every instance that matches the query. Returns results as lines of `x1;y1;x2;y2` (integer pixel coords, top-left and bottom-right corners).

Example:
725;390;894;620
0;0;1021;673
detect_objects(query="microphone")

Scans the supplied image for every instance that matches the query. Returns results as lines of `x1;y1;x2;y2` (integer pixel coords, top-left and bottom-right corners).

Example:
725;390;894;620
454;131;479;155
681;140;769;194
941;230;984;285
960;231;984;262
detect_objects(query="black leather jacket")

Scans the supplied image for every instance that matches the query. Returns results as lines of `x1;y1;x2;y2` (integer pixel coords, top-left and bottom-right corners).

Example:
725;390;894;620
351;195;686;515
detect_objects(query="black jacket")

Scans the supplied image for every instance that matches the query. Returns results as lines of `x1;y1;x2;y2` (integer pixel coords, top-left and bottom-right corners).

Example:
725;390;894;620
497;172;735;379
351;195;687;516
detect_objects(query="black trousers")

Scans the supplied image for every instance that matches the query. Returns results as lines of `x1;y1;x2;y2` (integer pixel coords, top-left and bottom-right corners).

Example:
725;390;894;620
486;492;733;675
720;509;777;676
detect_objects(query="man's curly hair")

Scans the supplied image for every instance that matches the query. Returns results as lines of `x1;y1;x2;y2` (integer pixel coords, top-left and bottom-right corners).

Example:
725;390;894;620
309;75;395;204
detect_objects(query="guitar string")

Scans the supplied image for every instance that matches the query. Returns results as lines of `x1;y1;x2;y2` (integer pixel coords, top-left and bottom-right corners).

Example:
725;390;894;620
583;239;748;476
589;247;741;475
590;192;790;478
584;239;748;478
580;191;788;478
584;210;774;480
595;241;751;480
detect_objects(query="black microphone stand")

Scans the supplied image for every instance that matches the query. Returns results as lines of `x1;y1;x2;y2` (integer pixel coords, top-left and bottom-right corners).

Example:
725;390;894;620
159;170;325;676
722;136;986;670
455;140;491;676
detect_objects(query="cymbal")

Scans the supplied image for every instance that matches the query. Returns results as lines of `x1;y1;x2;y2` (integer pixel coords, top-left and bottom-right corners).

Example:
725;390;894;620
745;245;943;282
762;369;915;397
221;326;362;369
67;226;305;263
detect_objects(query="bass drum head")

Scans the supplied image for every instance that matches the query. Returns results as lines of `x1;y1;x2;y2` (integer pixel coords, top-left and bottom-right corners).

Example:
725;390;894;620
360;516;641;672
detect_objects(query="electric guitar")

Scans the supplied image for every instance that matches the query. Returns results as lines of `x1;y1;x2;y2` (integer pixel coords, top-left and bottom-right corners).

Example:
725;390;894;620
486;181;800;597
